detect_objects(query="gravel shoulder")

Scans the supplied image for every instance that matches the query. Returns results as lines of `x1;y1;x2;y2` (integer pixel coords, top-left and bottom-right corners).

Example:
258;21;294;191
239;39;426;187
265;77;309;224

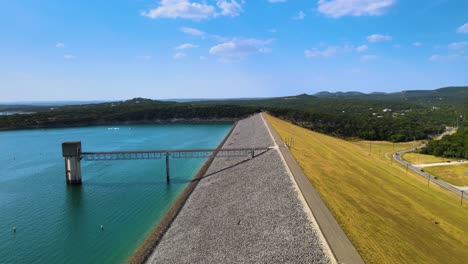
146;114;331;264
414;161;468;168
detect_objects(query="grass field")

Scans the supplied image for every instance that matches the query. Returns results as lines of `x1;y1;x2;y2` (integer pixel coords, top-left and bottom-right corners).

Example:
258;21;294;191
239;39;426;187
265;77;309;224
353;140;420;163
424;164;468;187
403;152;456;164
266;114;468;264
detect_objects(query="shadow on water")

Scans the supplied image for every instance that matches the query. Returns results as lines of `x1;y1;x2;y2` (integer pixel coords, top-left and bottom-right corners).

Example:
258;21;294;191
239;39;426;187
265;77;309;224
66;185;83;209
82;177;192;189
70;149;271;188
65;184;87;247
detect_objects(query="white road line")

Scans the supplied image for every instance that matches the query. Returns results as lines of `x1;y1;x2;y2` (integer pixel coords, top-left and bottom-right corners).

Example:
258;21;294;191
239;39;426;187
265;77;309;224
260;113;337;264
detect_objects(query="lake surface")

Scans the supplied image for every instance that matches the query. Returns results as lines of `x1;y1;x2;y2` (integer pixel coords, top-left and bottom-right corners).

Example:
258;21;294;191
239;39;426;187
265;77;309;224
0;111;35;116
0;123;232;264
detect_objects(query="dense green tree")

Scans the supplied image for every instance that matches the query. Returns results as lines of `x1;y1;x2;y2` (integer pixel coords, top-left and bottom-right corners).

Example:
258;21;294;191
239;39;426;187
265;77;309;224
1;87;466;144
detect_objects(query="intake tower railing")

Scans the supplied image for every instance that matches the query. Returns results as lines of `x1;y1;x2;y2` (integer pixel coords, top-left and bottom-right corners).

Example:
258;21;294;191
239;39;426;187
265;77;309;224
62;141;270;185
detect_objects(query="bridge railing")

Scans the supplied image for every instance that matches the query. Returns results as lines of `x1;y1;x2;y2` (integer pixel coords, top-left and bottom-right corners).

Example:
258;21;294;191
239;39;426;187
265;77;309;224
81;147;271;161
63;141;272;185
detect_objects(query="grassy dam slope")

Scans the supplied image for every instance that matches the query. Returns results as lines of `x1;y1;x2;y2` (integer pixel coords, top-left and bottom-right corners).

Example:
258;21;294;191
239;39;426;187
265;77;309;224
266;114;468;264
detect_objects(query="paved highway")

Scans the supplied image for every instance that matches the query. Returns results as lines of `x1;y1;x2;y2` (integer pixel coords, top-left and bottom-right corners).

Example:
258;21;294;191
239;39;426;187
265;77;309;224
436;127;457;140
393;146;467;199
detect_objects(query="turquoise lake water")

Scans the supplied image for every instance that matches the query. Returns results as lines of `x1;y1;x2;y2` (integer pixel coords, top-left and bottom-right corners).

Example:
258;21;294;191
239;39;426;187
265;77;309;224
0;123;232;264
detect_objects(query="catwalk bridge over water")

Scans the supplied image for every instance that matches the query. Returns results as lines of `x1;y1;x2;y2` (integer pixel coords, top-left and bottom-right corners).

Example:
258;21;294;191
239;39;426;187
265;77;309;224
62;141;270;185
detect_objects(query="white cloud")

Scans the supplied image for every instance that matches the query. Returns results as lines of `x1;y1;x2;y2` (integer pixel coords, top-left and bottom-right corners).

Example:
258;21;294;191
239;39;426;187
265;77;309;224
367;34;392;42
292;10;306;20
64;55;76;60
356;45;368;52
142;0;244;20
448;42;468;50
268;0;286;3
429;54;468;62
217;0;243;17
210;43;236;54
142;0;215;20
361;55;378;61
457;23;468;34
268;28;277;33
305;47;337;58
179;26;226;42
174;52;186;59
209;38;273;59
430;42;468;62
181;27;273;61
180;27;206;36
305;45;353;58
175;43;199;50
413;42;423;47
305;44;376;59
318;0;395;18
56;42;65;48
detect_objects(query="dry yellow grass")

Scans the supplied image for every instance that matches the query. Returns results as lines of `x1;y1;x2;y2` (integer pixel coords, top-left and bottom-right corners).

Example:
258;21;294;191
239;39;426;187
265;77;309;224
424;164;468;187
353;140;420;163
403;153;456;164
266;114;468;264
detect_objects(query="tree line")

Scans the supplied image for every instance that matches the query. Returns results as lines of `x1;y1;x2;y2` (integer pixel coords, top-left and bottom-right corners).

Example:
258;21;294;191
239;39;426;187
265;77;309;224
0;100;261;130
420;122;467;159
0;90;465;146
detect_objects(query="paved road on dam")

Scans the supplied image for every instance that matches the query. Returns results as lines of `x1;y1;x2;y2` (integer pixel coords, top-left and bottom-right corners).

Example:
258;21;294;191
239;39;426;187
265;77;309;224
262;113;365;264
146;114;332;264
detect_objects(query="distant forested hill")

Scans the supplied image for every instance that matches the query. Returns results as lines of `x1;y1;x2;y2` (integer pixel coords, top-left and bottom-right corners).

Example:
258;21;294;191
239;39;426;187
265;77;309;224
314;86;467;101
191;86;467;142
0;98;260;130
0;87;466;143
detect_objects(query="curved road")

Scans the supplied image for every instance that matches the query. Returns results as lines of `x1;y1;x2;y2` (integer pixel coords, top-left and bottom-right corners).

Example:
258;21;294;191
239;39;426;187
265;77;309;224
393;146;468;199
414;161;468;168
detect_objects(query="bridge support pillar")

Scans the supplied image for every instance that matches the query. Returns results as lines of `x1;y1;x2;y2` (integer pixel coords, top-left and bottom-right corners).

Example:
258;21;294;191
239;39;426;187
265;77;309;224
62;141;82;185
166;152;170;183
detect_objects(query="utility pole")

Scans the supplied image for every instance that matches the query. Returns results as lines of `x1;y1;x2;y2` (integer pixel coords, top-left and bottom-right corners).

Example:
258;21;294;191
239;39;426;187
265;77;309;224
462;191;464;206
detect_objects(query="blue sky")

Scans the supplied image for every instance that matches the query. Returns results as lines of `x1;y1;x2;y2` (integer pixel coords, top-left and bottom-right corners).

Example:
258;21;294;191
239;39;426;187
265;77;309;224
1;0;467;101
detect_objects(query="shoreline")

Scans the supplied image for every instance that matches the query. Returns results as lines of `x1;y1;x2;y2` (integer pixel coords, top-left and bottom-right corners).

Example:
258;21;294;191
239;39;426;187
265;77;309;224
0;118;238;132
128;120;238;264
